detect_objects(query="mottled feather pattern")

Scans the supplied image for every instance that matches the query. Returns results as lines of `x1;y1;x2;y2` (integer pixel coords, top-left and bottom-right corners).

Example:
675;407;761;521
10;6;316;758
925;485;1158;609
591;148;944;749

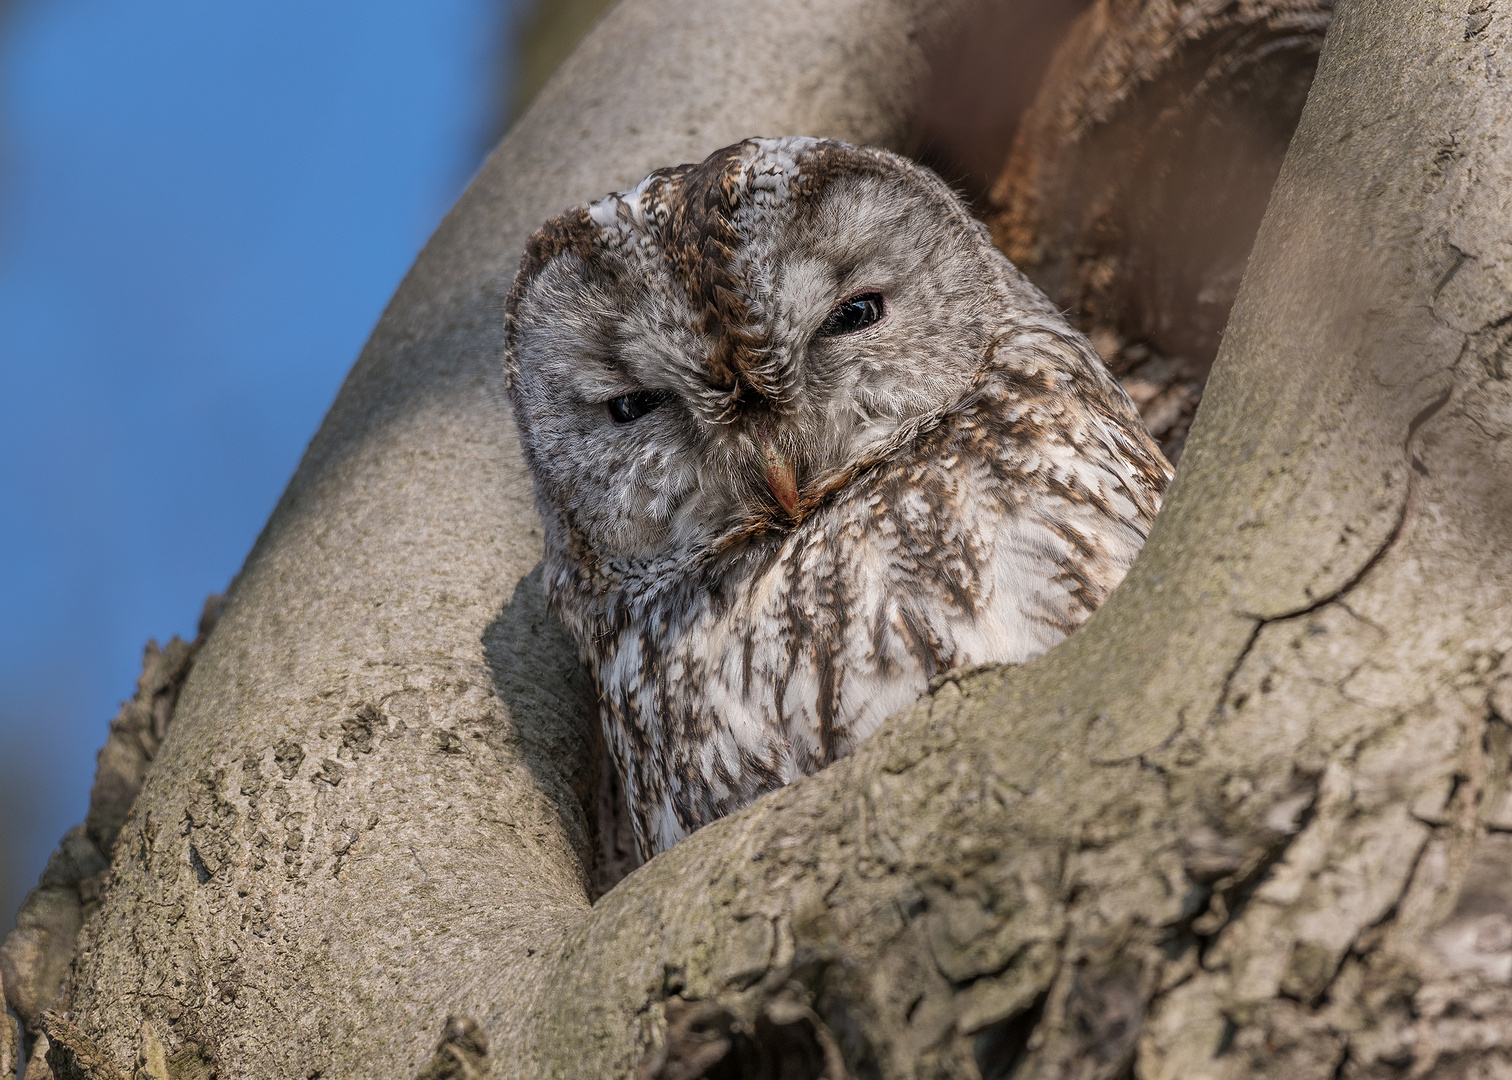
504;138;1170;857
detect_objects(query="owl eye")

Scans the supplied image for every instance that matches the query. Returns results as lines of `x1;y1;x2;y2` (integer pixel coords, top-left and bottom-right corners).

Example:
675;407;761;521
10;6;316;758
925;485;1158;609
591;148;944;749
606;389;671;424
817;292;886;337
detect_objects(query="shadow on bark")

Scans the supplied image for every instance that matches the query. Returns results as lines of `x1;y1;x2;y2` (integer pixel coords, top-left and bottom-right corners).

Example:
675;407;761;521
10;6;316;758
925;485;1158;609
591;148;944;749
635;989;855;1080
480;563;602;889
981;0;1331;461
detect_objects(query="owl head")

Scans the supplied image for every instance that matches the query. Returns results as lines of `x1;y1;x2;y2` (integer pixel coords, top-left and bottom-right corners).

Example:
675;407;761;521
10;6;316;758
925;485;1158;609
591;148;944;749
503;137;1078;567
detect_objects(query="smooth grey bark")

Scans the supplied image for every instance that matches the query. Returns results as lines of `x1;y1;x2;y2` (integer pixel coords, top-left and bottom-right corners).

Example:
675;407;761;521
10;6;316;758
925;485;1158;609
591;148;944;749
28;0;1512;1076
505;0;618;125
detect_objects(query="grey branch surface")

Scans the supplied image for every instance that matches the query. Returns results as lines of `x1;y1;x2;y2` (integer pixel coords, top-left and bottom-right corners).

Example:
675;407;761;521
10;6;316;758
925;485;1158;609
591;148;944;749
51;0;972;1074
34;0;1512;1076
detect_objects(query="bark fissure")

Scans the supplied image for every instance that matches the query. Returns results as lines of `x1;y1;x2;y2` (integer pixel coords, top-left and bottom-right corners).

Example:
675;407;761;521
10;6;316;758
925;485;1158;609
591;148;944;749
1217;378;1455;725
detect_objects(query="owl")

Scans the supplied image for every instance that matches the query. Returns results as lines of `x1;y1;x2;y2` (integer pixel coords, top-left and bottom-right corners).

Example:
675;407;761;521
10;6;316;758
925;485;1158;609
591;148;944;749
503;137;1170;859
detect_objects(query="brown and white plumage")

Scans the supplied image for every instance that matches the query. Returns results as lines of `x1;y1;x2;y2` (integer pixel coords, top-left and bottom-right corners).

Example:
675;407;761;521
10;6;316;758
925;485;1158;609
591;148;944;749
504;137;1169;858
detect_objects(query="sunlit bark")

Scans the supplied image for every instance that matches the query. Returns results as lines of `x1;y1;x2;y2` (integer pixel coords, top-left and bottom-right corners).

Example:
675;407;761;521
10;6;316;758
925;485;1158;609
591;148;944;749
6;1;1511;1077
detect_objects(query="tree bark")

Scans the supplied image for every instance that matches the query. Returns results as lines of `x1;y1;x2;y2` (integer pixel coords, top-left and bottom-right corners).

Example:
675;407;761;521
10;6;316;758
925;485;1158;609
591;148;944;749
982;0;1332;461
2;972;16;1080
14;0;1512;1076
21;0;980;1075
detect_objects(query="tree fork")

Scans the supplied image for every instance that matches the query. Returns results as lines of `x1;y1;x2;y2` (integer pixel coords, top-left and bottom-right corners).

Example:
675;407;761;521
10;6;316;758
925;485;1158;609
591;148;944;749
528;0;1512;1074
9;0;1512;1077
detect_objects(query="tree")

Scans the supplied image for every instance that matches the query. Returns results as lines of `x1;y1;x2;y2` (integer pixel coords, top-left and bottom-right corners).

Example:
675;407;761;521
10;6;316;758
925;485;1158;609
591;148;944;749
7;0;1512;1075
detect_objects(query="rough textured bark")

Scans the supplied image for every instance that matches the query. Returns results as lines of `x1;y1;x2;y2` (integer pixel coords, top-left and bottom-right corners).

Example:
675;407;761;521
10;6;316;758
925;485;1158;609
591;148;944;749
2;975;16;1080
2;600;220;1078
9;0;1511;1076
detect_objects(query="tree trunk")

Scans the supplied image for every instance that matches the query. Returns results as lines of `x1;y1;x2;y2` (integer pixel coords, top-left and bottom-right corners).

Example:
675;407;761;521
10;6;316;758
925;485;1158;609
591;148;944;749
10;0;1512;1076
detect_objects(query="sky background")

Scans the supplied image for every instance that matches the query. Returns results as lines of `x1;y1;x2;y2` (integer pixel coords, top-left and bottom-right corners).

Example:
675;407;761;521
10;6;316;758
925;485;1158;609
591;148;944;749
0;0;522;932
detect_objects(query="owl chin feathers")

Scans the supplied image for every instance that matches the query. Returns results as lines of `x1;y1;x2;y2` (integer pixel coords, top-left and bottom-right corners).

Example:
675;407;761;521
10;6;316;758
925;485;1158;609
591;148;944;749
504;137;1171;859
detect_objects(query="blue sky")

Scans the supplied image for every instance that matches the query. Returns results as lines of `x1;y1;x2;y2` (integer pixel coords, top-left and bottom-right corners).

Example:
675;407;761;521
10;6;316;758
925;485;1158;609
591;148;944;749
0;0;515;930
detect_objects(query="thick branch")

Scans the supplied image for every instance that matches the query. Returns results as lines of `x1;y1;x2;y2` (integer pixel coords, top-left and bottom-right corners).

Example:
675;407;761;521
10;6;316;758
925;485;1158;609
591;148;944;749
522;0;1512;1076
50;0;984;1075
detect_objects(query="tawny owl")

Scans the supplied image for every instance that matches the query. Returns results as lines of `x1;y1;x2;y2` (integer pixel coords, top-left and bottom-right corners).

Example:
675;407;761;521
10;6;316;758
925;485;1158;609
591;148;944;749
503;137;1170;859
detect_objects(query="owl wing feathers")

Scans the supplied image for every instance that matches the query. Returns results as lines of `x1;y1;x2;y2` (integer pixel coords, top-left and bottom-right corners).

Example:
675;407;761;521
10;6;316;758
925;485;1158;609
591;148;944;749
588;362;1166;854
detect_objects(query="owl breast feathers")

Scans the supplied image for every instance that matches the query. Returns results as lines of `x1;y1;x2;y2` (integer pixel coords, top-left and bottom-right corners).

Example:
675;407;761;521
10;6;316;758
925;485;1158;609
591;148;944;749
504;137;1171;858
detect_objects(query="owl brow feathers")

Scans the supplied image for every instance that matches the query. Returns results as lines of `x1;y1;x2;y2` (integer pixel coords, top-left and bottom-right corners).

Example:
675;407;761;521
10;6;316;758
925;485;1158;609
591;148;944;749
659;141;893;411
659;144;762;399
501;205;599;392
501;139;897;407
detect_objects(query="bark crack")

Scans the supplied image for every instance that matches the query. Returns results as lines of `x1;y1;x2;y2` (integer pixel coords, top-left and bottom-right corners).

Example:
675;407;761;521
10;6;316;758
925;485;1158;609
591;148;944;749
1216;385;1454;720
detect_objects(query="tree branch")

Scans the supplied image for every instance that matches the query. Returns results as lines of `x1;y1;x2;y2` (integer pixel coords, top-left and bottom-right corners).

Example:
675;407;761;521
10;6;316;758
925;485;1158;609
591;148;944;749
518;0;1512;1075
45;0;987;1075
29;0;1512;1077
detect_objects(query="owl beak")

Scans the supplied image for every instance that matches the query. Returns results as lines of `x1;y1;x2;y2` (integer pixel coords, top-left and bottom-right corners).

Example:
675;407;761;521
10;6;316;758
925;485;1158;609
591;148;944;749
760;437;801;517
